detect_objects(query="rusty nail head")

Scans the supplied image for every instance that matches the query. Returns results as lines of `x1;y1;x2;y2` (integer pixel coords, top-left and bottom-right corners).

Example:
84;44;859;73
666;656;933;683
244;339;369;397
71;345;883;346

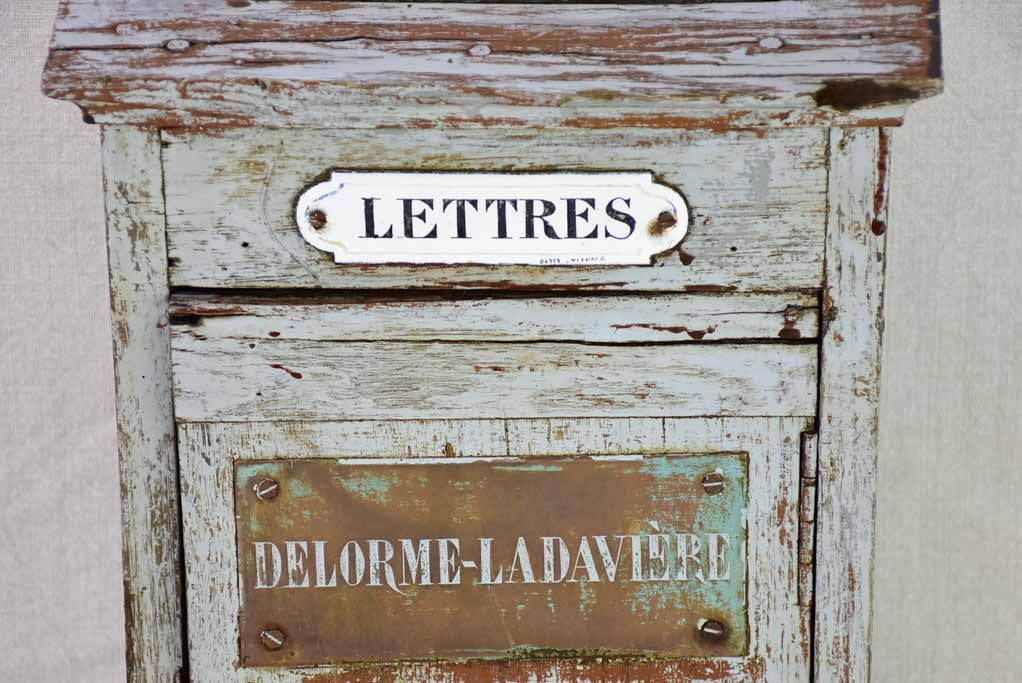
702;471;725;495
260;628;286;651
253;477;280;501
697;619;727;642
165;38;191;52
656;210;677;229
308;209;328;230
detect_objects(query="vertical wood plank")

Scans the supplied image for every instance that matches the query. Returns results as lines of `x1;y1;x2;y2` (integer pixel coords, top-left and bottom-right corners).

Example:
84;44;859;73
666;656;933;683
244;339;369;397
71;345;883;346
178;422;236;680
103;126;185;682
815;127;890;682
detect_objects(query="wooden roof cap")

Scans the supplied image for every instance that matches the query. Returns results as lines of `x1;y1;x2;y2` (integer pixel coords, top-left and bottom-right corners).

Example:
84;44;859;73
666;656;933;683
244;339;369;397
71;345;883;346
42;0;942;130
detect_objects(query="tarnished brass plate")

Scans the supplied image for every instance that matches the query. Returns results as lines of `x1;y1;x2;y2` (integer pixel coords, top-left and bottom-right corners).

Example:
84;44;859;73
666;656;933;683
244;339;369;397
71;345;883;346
235;454;748;666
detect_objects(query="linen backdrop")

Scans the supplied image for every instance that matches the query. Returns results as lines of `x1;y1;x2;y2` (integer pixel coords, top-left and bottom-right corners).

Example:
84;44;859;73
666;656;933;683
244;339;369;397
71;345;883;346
2;1;1020;680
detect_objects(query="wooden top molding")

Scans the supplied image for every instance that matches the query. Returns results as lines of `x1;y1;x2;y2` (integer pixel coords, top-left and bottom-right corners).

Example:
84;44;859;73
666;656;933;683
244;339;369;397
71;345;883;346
42;0;942;130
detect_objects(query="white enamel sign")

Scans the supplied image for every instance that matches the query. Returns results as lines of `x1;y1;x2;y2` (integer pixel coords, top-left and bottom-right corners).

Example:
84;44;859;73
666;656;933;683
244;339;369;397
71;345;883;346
295;172;688;266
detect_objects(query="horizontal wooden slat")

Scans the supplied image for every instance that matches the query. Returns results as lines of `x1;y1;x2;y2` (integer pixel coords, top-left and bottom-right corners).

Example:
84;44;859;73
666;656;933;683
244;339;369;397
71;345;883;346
171;333;817;421
42;0;941;129
179;416;809;460
162;127;828;291
170;292;819;343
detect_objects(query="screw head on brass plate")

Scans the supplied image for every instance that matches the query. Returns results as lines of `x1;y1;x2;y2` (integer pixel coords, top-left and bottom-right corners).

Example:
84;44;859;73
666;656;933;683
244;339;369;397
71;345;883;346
701;471;725;495
697;619;727;642
253;477;281;502
260;628;286;651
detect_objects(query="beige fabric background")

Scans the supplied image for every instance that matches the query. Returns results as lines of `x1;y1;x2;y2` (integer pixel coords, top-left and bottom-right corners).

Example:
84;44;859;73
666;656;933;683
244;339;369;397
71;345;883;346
1;1;1019;681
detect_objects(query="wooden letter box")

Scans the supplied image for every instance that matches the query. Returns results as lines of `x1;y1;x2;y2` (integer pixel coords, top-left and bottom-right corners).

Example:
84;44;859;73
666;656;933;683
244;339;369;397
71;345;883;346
42;1;942;681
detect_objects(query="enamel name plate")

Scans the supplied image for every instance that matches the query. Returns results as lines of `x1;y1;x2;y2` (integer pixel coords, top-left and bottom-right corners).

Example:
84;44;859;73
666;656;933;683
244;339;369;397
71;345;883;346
295;171;688;266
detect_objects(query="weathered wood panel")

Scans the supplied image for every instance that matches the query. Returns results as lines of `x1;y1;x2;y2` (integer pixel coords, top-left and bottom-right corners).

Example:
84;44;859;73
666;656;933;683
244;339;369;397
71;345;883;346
102;127;184;682
162;127;828;291
170;292;819;344
42;0;942;129
814;127;890;682
178;416;813;682
190;419;512;461
171;333;818;422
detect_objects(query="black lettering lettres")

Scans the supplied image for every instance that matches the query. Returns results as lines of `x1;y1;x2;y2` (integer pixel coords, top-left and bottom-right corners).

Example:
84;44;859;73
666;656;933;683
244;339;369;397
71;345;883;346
361;197;392;238
485;199;518;239
524;199;560;239
564;198;599;239
605;197;637;240
442;199;479;239
402;198;438;239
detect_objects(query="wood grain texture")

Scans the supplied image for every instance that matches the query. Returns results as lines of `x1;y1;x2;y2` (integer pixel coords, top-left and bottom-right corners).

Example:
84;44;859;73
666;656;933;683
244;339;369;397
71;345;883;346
814;127;890;682
171;330;818;422
162;127;828;291
101;127;184;682
41;0;942;129
178;416;813;682
169;291;819;344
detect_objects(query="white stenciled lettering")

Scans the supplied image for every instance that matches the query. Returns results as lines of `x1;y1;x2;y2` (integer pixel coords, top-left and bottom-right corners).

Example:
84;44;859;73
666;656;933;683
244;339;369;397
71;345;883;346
253;542;282;589
368;540;404;595
708;533;732;582
400;539;432;587
676;534;708;585
339;540;365;586
285;541;310;588
648;535;671;582
249;531;737;591
541;537;571;583
313;540;337;588
567;536;601;583
478;538;503;585
627;534;644;582
593;535;626;582
506;536;536;584
438;538;461;585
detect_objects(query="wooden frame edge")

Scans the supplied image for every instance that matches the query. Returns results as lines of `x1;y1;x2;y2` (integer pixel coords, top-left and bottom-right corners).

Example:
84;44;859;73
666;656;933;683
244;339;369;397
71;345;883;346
814;127;890;682
102;126;186;682
43;0;941;130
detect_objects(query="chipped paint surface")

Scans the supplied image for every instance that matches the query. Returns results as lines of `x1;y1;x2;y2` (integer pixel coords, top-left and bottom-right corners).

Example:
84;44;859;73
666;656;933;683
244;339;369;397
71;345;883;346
814;127;892;683
161;126;829;292
170;291;820;344
41;0;942;129
171;335;818;422
102;127;184;682
234;454;748;666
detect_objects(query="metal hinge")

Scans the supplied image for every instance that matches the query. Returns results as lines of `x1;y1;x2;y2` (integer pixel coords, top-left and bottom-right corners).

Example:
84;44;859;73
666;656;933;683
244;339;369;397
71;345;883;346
798;431;819;607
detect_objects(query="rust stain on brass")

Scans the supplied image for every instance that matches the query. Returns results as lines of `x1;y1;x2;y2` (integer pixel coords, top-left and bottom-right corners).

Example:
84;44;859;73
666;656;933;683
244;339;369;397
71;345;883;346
235;454;748;667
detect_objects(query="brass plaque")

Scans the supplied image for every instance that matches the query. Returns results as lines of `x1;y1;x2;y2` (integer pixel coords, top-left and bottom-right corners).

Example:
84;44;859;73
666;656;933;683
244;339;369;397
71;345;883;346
235;455;748;666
